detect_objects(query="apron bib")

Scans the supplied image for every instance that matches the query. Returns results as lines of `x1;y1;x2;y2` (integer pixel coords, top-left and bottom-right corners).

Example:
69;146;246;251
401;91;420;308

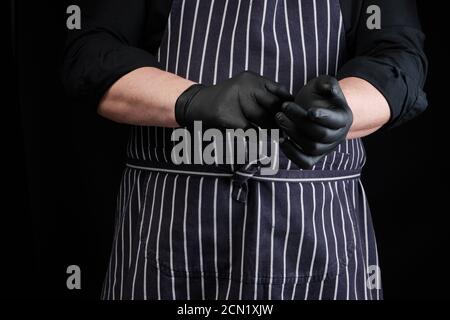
102;0;381;300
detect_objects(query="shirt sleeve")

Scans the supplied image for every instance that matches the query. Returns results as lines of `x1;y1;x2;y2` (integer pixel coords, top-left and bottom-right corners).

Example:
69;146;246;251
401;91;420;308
62;0;163;107
337;0;428;129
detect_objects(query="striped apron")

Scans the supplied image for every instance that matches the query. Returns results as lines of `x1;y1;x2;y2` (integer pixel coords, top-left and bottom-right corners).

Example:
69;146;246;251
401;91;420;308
102;0;382;300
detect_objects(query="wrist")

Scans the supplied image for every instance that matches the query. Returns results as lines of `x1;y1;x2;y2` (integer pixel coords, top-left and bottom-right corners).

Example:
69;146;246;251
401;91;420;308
175;84;205;127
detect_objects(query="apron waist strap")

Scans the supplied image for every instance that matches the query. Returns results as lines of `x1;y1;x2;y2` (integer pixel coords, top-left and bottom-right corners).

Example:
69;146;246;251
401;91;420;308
126;159;361;203
125;159;361;182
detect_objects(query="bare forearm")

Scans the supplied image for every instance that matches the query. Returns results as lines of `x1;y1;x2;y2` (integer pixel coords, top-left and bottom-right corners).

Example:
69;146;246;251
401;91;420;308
339;77;391;139
98;67;195;127
98;72;390;138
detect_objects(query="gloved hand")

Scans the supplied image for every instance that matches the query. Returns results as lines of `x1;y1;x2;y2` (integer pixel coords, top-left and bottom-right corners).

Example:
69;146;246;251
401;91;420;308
175;71;293;129
275;76;353;169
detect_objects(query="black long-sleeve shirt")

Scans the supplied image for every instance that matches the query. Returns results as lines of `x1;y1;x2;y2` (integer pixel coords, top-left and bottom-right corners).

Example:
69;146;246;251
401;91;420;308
62;0;428;128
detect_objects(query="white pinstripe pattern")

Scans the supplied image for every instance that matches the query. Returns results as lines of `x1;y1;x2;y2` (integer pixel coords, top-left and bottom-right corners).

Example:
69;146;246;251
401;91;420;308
146;127;153;161
156;173;169;300
334;181;350;299
168;174;179;299
186;0;200;80
131;172;153;299
272;0;280;83
268;182;276;300
229;0;242;78
375;238;380;300
199;0;216;83
326;0;331;75
335;13;343;75
259;0;267;77
253;182;262;300
283;0;294;170
280;182;291;300
226;180;233;300
337;146;345;171
291;183;305;300
198;177;206;300
313;0;319;77
175;0;186;75
154;127;160;162
304;183;318;299
140;127;146;161
183;176;191;299
342;180;359;300
245;0;253;70
120;170;136;299
130;171;141;269
298;0;307;85
311;0;321;171
359;179;374;300
352;179;369;299
213;178;219;300
126;130;132;160
355;139;361;172
238;186;247;300
213;0;229;85
328;181;340;299
134;125;140;162
350;140;356;170
103;0;379;301
162;128;169;163
283;0;294;94
109;168;128;299
126;163;361;182
317;182;329;299
143;172;160;299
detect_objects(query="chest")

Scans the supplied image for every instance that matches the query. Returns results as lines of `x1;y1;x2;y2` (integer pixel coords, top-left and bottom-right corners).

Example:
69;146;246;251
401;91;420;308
157;0;346;93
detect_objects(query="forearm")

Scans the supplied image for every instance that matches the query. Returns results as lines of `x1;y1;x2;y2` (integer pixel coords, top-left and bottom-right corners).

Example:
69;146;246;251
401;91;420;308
339;77;391;139
97;67;195;127
98;71;390;136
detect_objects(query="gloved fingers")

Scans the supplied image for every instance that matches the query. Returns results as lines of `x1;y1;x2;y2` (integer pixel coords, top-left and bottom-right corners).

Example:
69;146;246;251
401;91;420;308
280;101;309;121
240;95;279;128
307;107;349;129
252;90;285;115
275;112;338;156
234;70;293;102
290;135;338;156
275;111;298;135
251;83;292;118
242;85;290;128
280;138;323;170
281;101;345;142
264;81;294;101
280;106;347;143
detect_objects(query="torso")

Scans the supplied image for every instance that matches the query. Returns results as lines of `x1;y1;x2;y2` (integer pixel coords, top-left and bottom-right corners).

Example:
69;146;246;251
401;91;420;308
127;0;366;173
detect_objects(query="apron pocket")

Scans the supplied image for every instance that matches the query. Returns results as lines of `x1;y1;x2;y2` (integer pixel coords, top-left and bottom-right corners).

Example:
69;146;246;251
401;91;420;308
140;175;357;286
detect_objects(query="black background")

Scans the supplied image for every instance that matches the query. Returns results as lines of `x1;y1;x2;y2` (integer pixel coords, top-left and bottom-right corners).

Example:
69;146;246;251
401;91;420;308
5;0;446;300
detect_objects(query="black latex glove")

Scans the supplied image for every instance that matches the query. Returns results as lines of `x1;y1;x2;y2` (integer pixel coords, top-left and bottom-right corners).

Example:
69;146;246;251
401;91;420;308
175;71;292;130
275;76;353;169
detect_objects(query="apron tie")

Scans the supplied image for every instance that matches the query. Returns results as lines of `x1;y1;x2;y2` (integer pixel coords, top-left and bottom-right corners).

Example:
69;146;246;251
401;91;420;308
231;156;271;203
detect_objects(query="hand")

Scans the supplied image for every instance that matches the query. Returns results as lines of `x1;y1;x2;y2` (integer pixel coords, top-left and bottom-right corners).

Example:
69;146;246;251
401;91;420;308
275;76;353;169
175;71;293;129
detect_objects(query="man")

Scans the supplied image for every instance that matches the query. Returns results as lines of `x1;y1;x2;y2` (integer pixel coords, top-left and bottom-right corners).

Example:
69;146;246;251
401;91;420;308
63;0;427;300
